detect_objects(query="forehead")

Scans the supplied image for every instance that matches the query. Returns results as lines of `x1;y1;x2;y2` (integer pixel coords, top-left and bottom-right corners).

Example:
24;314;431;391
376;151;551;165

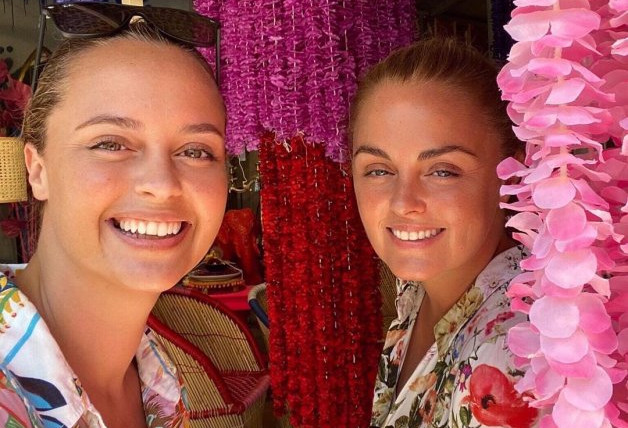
66;38;211;87
51;38;224;123
353;80;501;157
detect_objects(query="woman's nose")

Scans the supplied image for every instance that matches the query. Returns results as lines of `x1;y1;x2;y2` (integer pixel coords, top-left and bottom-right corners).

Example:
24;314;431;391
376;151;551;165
389;175;427;216
134;153;183;201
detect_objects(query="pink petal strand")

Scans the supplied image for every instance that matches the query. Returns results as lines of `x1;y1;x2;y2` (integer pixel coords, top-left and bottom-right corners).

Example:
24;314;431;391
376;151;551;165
532;177;576;209
546;78;587;104
550;9;601;39
546;350;597;377
508;323;542;357
577;293;612;334
545;249;597;289
531;296;580;338
541;330;590;363
546;202;587;240
585;326;618;354
505;11;552;41
553;392;605;428
554;224;597;252
564;367;613;411
537;366;566;398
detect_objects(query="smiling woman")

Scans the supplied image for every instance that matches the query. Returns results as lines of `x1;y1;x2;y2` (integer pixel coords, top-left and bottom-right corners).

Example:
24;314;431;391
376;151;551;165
350;39;541;428
0;19;226;428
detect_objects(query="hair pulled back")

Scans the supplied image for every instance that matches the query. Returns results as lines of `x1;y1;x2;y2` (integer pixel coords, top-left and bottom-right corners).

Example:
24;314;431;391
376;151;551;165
349;38;519;158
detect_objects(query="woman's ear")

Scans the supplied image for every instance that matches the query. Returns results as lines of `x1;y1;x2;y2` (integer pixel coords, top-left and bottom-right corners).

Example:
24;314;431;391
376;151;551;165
24;143;49;201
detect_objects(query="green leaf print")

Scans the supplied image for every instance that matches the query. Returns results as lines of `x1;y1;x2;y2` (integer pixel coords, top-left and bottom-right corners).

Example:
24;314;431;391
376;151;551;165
459;406;471;427
408;396;423;428
5;415;27;428
395;416;409;428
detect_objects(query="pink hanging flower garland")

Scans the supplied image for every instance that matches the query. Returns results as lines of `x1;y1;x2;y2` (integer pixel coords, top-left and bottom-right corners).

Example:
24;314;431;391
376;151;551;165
194;0;415;160
498;0;628;427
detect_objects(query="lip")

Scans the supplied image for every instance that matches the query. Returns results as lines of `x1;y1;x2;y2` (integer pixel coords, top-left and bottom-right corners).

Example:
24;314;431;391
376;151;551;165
106;218;190;250
109;211;189;223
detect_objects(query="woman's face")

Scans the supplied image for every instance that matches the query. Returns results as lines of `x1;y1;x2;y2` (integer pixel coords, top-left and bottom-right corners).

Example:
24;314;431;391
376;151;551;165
352;80;507;283
26;39;228;292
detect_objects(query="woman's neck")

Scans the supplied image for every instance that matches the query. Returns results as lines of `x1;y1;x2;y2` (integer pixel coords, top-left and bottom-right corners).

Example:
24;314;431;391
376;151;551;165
15;250;159;395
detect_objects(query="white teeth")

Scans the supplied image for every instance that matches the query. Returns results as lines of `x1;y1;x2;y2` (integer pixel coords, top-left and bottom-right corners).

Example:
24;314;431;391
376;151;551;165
157;222;168;237
117;219;183;237
392;228;441;241
146;221;158;235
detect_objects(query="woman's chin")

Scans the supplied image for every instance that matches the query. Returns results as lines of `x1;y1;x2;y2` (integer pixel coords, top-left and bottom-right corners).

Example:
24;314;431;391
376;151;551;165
382;259;435;284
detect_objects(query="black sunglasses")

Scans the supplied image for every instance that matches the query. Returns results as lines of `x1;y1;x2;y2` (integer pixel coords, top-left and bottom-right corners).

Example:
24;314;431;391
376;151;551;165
33;1;221;88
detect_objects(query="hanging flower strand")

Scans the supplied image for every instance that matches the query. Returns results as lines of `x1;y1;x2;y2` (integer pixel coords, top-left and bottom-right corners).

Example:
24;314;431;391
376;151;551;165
497;0;628;427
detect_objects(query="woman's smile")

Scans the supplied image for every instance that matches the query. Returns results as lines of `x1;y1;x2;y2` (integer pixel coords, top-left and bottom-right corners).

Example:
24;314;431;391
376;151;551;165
388;227;444;242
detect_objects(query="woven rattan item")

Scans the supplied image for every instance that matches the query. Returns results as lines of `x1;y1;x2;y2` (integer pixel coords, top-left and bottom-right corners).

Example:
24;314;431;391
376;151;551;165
150;287;269;428
379;262;398;340
0;137;27;203
246;283;294;428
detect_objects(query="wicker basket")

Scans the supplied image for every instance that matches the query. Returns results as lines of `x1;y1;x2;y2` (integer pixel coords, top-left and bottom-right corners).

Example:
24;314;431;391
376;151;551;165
0;137;27;203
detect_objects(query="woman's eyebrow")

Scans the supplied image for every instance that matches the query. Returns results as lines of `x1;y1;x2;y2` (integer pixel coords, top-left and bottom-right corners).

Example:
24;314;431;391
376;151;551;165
180;123;224;138
75;115;142;131
418;144;478;160
353;145;390;159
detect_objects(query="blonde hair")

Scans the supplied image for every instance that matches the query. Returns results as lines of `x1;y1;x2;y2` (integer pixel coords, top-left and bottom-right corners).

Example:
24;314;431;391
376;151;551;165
349;38;519;157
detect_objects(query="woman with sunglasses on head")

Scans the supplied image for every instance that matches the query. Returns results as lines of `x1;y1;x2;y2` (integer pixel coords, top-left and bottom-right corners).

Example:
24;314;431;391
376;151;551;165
351;39;541;428
0;8;225;428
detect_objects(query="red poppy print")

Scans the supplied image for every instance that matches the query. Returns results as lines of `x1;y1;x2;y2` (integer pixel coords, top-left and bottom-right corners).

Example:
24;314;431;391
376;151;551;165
466;364;538;428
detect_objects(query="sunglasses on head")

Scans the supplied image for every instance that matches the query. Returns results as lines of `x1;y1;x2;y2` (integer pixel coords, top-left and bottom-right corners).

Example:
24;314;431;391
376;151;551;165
33;1;221;87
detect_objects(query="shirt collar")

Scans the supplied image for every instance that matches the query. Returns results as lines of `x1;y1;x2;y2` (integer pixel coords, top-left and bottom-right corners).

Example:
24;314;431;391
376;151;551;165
394;246;527;357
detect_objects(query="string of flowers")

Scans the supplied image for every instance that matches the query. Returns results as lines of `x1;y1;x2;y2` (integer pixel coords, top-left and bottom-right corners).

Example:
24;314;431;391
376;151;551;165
194;0;415;161
259;135;381;427
497;0;628;427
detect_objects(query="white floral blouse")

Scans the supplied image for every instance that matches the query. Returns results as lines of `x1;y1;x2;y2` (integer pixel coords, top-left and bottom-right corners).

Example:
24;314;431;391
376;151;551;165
371;246;541;428
0;265;190;428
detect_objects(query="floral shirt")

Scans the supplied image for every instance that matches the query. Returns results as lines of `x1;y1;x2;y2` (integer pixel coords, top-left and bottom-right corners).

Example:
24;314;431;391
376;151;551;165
0;266;190;428
371;246;541;428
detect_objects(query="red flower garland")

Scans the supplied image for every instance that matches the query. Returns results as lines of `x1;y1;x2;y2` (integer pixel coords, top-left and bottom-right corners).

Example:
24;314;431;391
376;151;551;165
259;134;381;427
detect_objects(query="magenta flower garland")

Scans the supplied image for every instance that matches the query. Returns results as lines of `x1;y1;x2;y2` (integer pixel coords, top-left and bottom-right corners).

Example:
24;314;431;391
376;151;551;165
193;0;415;161
498;0;628;427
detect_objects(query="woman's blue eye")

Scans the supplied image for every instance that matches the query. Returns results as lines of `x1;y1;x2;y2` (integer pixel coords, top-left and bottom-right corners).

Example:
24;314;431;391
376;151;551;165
365;169;390;177
93;141;124;151
431;170;458;178
181;148;214;160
